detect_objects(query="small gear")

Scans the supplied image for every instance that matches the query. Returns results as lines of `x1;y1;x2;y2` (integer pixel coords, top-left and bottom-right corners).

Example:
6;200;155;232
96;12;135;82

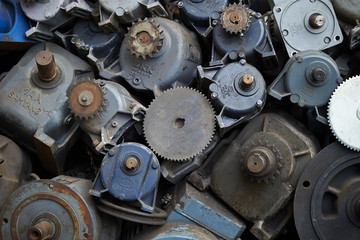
239;132;284;184
143;87;216;161
126;18;163;59
328;75;360;151
67;79;106;120
220;3;251;35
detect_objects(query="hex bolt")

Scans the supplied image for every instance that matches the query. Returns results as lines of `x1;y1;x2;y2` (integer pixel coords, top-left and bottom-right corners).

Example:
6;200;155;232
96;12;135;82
125;156;139;170
211;92;218;99
78;90;94;107
256;100;263;108
35;51;57;82
240;74;254;91
27;220;54;240
312;68;326;82
309;14;326;28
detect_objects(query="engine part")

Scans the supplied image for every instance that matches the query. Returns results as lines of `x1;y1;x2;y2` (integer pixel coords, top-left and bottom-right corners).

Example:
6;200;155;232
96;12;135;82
166;182;246;239
71;19;125;69
0;135;32;211
198;60;267;134
68;79;146;152
178;0;230;37
143;87;216;161
268;50;342;124
331;0;360;49
211;113;319;239
90;142;160;213
271;0;343;56
328;75;360;151
294;142;360;240
210;4;278;70
20;0;93;41
98;0;168;32
99;17;202;96
161;133;218;184
0;175;118;240
0;0;35;50
134;223;218;240
0;42;94;174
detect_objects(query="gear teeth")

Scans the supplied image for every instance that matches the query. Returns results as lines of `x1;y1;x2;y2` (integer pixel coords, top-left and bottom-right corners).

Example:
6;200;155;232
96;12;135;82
328;75;360;152
220;3;252;35
143;87;216;161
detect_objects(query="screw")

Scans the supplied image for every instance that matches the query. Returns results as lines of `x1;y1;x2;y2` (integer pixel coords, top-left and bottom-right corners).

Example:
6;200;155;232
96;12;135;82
111;121;118;128
177;1;183;8
256;100;263;107
152;162;158;169
64;116;73;126
240;59;246;65
108;150;115;156
211;92;218;99
49;184;54;189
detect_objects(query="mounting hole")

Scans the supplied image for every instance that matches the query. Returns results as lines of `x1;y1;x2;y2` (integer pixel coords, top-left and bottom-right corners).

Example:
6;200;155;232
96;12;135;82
303;180;311;188
2;218;8;224
282;29;289;36
275;6;281;13
133;77;141;85
174;118;185;129
83;233;89;239
291;52;297;56
335;35;340;41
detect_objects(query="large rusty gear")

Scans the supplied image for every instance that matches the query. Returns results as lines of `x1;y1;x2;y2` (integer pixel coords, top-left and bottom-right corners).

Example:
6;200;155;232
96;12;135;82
143;87;216;161
67;79;106;120
220;3;251;36
126;18;164;59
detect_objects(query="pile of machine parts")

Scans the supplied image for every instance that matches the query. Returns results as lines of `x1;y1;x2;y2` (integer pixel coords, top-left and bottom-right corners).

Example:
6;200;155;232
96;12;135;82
1;0;360;239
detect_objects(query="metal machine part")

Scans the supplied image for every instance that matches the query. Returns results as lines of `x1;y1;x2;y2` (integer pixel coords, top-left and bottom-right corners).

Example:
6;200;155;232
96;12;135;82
178;0;230;37
90;142;160;213
143;87;216;161
0;175;118;240
0;42;94;174
294;142;360;240
20;0;93;41
331;0;360;49
268;50;342;124
210;4;277;70
98;0;168;32
166;182;246;239
134;223;218;240
161;134;218;184
328;75;360;151
0;135;32;211
0;0;35;50
211;113;319;239
71;19;125;69
271;0;343;56
68;79;146;152
99;17;202;96
198;60;267;134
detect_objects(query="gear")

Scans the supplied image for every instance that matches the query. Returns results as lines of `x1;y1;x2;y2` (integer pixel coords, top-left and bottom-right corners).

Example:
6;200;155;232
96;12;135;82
239;132;284;184
220;3;251;35
143;87;216;161
328;75;360;151
126;18;163;59
67;79;106;120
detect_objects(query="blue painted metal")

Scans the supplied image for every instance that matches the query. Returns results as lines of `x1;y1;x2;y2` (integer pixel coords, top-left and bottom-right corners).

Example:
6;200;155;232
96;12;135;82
0;0;35;45
90;142;160;213
166;183;246;240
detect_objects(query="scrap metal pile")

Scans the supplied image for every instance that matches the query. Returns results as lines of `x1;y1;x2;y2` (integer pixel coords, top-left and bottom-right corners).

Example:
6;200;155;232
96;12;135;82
1;0;360;239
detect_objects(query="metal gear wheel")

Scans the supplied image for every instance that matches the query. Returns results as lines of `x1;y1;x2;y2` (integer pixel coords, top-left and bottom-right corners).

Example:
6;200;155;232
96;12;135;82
143;87;216;161
220;3;251;35
67;79;106;120
126;18;164;59
328;75;360;151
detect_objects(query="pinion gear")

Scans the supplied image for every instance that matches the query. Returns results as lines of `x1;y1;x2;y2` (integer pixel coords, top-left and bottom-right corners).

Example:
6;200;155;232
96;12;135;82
143;87;216;161
220;3;251;35
126;18;163;59
328;75;360;151
67;79;106;120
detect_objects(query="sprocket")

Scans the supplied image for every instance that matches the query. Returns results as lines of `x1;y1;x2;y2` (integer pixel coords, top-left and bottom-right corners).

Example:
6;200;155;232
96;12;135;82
328;75;360;151
143;87;216;161
220;3;251;36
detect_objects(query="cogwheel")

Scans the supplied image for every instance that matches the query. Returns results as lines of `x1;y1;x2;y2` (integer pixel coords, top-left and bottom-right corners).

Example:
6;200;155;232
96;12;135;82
143;87;216;161
67;79;106;120
328;75;360;151
126;18;164;59
220;3;251;36
239;133;284;184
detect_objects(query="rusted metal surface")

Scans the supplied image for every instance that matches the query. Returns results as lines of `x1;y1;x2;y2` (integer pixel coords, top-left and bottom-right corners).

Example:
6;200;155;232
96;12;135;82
35;51;57;82
221;3;250;35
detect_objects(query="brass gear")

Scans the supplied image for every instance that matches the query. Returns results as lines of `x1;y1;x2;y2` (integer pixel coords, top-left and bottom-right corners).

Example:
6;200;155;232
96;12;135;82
220;3;251;35
67;79;106;120
126;18;164;59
